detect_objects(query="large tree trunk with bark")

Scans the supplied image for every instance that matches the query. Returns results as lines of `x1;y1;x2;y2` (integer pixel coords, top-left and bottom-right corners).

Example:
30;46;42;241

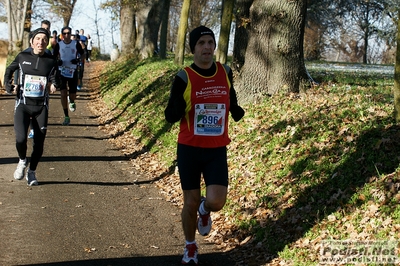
120;3;136;55
235;0;310;103
232;0;253;73
134;0;165;59
7;0;31;52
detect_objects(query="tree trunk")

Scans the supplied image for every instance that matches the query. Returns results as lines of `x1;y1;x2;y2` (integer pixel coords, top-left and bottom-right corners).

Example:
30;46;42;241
236;0;310;103
134;2;150;59
393;11;400;122
362;2;370;64
22;0;33;49
7;0;30;52
159;0;171;59
120;3;136;55
6;0;13;51
232;0;253;73
134;0;164;59
174;0;191;65
189;0;207;31
146;0;165;57
216;0;234;64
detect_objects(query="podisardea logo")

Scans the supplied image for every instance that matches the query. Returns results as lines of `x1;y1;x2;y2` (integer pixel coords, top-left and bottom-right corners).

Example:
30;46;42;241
319;240;399;265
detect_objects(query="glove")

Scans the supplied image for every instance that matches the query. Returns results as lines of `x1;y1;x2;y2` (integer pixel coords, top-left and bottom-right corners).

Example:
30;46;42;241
230;105;245;122
70;59;78;64
6;80;14;94
57;60;63;66
6;84;13;94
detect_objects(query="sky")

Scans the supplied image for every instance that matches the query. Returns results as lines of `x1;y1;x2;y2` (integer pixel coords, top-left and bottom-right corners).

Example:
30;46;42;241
0;0;120;55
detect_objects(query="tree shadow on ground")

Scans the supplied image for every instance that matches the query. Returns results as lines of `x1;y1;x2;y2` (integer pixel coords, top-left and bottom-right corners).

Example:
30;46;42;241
96;69;175;136
25;251;234;266
228;116;400;264
93;69;176;160
98;57;141;95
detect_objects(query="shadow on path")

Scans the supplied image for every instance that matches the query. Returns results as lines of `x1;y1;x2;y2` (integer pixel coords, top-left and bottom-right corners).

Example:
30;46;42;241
24;252;232;266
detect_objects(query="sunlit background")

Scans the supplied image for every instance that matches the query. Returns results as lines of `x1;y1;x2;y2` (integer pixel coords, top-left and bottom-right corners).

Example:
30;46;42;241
0;0;121;55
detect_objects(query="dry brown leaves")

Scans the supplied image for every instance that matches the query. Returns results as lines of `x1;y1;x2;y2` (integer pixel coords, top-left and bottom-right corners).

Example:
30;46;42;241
86;61;176;183
84;62;400;266
85;61;260;263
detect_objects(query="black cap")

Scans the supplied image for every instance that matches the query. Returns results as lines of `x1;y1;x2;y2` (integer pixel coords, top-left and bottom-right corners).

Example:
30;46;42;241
31;28;50;40
189;26;216;53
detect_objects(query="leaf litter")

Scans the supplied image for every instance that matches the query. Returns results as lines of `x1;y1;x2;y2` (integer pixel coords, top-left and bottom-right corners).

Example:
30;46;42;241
86;61;400;265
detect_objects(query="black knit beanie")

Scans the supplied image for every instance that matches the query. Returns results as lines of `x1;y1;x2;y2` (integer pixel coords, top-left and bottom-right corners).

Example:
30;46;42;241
31;28;50;40
189;26;216;53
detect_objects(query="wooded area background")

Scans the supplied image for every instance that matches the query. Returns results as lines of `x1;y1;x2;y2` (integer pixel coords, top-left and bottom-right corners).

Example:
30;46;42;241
1;0;400;112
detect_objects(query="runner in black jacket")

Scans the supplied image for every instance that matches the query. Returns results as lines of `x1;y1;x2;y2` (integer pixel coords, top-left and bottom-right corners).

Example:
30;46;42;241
4;27;60;186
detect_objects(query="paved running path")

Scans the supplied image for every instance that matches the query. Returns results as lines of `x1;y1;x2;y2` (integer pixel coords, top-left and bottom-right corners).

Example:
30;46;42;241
0;64;235;266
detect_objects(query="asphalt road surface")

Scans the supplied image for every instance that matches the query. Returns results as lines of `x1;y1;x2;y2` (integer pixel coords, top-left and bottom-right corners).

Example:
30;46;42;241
0;72;235;266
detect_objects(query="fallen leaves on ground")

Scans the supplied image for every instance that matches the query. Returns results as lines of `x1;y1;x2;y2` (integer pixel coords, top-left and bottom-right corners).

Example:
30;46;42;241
85;61;400;266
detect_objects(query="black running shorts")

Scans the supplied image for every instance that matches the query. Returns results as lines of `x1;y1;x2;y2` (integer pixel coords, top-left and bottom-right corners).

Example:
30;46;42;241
60;71;78;93
177;143;228;190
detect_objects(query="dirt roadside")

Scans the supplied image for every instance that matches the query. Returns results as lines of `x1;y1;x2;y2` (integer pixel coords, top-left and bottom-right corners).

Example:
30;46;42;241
0;61;235;266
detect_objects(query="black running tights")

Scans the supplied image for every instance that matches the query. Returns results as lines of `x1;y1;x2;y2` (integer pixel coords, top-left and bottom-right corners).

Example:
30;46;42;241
14;103;48;171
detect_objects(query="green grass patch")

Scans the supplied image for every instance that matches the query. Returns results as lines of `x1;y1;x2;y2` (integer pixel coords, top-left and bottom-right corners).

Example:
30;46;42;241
98;58;400;265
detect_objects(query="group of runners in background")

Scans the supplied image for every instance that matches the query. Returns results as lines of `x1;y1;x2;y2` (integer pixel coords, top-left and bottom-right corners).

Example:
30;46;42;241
3;19;94;186
4;21;246;265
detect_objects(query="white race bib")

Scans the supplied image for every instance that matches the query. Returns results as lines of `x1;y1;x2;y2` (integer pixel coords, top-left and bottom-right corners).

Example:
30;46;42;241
194;103;226;136
59;66;75;78
23;74;46;97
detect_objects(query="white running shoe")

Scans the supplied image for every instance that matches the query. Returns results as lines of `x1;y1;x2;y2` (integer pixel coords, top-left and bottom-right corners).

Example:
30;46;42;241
181;243;198;265
69;102;76;112
14;159;27;180
197;197;212;236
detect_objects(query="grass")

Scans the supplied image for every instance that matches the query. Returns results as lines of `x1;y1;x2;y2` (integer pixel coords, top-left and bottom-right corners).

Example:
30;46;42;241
94;58;400;265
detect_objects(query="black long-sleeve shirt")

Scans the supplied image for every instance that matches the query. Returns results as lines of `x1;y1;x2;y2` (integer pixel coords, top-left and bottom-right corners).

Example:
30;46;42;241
4;49;60;105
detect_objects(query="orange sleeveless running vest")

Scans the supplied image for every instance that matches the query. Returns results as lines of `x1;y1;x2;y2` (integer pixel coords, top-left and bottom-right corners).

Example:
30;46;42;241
178;62;231;148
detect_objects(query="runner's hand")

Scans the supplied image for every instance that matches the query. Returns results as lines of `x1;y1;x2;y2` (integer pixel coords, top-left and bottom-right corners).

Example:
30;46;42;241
50;84;57;94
